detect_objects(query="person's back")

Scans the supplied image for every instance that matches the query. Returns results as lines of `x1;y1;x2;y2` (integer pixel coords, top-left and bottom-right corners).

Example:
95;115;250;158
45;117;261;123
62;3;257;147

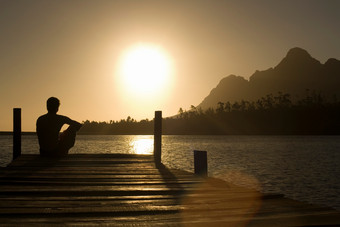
36;97;82;156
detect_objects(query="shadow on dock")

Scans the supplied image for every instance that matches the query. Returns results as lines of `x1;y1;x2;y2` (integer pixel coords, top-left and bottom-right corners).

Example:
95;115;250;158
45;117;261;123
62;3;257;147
156;163;184;191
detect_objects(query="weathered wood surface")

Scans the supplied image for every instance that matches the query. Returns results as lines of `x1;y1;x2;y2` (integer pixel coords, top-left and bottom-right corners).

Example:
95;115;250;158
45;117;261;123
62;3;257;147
0;154;339;226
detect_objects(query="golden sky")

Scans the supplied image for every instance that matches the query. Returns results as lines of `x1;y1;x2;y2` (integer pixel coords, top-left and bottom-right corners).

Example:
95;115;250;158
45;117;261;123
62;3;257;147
1;0;339;131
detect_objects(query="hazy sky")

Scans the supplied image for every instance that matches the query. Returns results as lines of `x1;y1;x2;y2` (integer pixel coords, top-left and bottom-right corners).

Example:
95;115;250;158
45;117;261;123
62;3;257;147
1;0;339;131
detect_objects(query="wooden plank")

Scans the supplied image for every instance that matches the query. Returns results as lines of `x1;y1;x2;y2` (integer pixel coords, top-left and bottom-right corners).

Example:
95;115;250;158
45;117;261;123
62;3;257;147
0;154;339;226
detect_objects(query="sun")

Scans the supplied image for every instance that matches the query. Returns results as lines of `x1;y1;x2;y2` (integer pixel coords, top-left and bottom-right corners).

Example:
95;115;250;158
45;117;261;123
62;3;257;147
118;44;172;97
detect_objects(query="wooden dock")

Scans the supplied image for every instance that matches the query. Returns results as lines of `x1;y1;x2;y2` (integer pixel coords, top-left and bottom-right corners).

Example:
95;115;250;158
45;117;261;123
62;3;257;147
0;154;339;226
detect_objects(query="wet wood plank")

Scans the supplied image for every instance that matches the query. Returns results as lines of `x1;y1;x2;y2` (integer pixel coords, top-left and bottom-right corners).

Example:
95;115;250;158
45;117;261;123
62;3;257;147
0;154;339;226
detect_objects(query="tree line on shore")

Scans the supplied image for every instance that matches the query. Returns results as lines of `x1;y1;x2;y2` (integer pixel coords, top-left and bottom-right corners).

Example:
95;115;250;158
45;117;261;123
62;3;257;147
79;91;340;135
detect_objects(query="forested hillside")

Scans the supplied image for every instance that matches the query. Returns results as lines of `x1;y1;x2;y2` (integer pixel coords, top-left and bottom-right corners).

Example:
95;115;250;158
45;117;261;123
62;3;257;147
79;92;340;135
198;47;340;110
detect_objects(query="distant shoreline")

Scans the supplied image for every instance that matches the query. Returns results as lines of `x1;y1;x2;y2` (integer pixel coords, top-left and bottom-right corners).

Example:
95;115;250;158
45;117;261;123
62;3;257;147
0;131;339;136
0;131;36;135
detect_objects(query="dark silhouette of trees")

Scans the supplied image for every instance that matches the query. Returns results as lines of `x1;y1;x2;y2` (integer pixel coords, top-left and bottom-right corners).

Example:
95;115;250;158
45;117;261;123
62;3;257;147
79;117;153;135
79;91;340;135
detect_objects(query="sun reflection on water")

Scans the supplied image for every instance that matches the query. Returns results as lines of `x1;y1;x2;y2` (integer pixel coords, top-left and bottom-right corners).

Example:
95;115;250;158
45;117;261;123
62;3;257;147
129;136;153;155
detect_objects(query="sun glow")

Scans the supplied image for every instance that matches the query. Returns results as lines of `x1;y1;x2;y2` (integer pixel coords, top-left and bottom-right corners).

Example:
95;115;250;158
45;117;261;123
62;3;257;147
130;137;153;155
118;44;173;97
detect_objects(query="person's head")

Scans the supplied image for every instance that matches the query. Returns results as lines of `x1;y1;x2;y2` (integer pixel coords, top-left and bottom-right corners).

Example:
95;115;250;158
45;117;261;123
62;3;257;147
46;97;60;114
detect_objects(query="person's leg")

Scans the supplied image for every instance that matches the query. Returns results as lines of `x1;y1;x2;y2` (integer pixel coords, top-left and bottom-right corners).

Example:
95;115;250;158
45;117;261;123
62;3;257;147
57;126;77;155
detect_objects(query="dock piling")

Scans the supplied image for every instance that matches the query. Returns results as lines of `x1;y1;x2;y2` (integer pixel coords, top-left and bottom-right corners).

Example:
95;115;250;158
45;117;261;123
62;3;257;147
154;111;162;164
194;150;207;176
13;108;21;160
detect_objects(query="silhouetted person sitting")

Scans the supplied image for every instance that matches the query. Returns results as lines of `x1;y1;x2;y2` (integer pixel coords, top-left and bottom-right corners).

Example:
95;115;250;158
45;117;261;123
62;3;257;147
36;97;82;156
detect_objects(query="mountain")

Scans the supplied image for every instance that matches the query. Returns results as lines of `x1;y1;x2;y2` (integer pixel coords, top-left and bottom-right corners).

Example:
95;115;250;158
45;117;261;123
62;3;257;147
198;47;340;109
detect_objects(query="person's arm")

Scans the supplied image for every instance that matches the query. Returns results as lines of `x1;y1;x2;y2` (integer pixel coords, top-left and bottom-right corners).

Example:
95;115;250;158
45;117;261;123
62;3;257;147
63;116;82;131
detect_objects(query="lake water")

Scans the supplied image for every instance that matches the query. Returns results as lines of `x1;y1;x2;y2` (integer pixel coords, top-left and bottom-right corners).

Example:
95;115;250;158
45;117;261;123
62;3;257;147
1;135;340;210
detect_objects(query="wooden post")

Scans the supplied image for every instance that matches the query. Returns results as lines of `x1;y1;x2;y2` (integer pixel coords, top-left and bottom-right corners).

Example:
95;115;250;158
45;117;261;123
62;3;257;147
13;108;21;160
194;150;207;176
154;111;162;164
